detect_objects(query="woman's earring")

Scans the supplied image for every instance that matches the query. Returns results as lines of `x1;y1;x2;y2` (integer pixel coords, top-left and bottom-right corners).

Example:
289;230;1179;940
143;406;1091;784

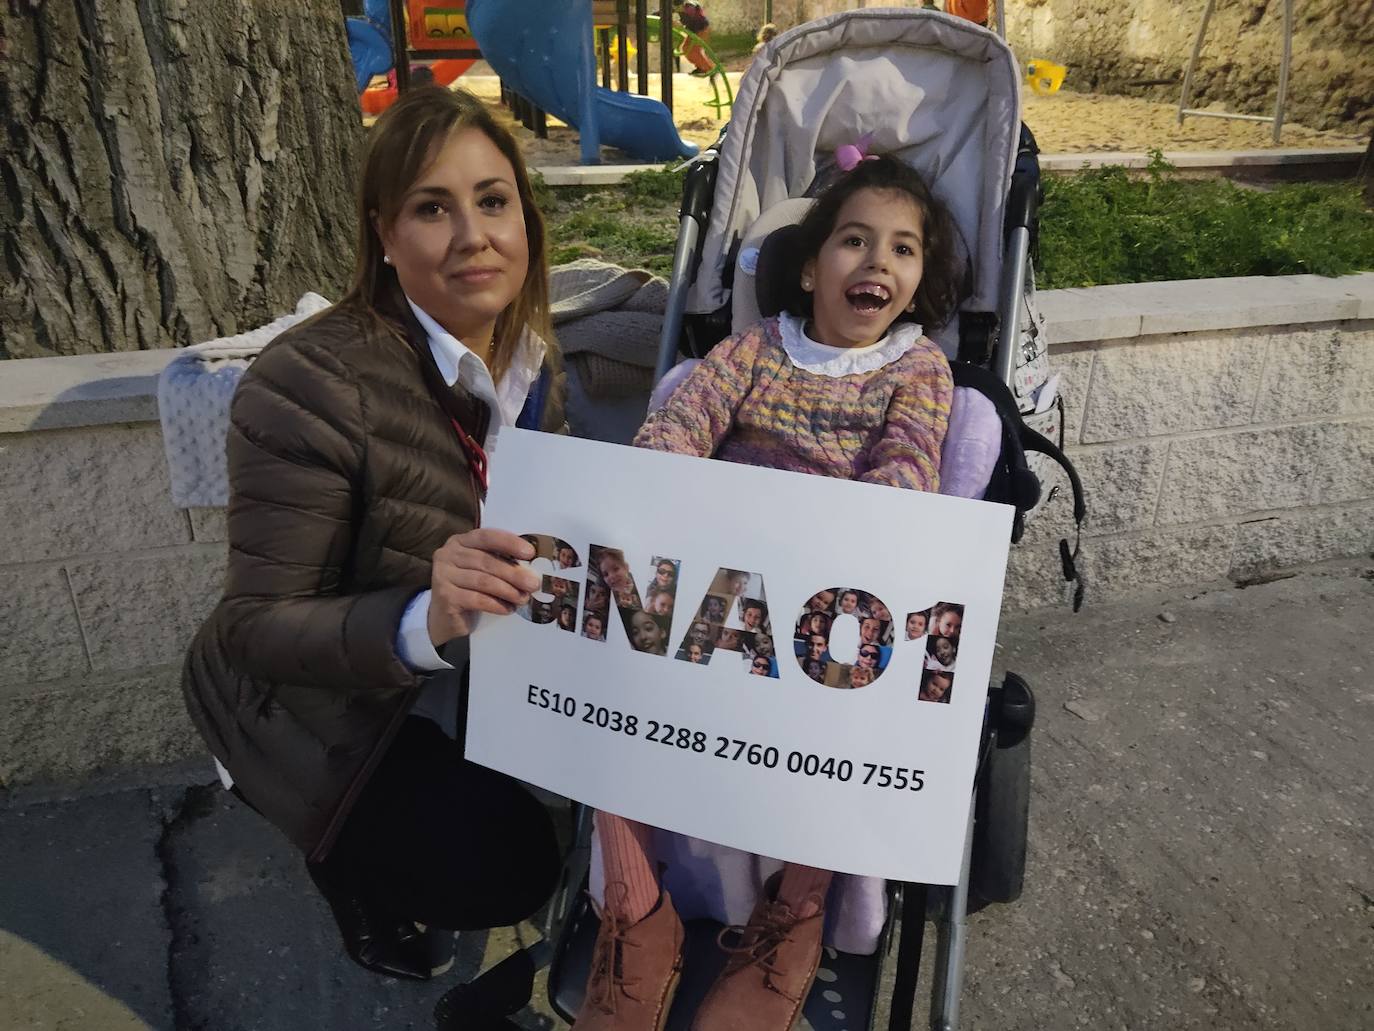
905;301;916;312
383;255;393;265
801;277;813;291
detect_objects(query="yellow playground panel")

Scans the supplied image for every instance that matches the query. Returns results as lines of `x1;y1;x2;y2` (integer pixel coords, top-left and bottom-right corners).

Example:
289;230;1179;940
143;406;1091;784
1025;58;1067;96
411;3;472;47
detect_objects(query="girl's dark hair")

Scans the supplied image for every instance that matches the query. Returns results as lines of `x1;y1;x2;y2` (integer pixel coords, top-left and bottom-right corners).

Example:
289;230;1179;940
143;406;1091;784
783;156;965;330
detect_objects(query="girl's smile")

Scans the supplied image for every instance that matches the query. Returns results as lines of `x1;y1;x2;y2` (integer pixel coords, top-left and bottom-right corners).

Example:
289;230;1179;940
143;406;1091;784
801;186;925;349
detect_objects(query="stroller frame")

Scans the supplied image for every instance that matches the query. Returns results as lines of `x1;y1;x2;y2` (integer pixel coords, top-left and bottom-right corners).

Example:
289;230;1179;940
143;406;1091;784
438;10;1057;1030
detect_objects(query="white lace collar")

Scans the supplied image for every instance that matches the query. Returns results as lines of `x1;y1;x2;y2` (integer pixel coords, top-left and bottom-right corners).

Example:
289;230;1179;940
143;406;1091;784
776;313;924;378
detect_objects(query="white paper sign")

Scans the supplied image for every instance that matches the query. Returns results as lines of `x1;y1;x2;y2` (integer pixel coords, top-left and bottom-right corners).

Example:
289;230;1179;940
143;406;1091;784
468;429;1013;884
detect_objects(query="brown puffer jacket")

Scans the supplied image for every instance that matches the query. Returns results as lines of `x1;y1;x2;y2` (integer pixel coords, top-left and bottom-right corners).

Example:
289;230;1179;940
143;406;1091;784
182;301;566;861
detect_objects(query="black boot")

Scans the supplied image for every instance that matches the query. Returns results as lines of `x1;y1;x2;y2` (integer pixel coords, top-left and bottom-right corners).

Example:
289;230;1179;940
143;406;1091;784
307;860;454;981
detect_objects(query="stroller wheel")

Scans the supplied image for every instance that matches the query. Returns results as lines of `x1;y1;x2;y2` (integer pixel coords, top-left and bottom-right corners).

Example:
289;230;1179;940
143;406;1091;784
970;730;1031;907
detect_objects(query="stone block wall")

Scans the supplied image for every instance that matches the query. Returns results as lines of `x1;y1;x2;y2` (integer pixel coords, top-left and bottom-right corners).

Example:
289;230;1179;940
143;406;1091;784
0;273;1370;787
1005;274;1374;609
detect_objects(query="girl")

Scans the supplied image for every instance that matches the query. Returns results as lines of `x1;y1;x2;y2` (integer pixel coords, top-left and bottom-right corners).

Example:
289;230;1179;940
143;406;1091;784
575;153;961;1031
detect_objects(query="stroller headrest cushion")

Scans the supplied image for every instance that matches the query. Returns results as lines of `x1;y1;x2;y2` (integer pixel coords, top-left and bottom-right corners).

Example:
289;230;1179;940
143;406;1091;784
731;197;814;334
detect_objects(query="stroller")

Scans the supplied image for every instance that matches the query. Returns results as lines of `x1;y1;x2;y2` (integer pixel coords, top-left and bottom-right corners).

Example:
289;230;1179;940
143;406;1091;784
438;9;1085;1030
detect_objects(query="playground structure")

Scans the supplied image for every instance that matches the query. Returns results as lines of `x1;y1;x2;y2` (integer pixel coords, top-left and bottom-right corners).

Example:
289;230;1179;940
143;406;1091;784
346;0;709;163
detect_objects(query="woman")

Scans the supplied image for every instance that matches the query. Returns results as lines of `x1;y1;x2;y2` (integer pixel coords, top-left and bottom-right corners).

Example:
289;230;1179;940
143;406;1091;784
182;87;565;981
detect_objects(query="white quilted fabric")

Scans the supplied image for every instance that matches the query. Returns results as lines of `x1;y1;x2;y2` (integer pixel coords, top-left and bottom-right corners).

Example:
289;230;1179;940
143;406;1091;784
157;293;332;508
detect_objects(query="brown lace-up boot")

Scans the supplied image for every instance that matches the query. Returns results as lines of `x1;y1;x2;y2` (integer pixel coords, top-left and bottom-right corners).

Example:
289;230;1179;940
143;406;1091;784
689;880;825;1031
575;889;684;1031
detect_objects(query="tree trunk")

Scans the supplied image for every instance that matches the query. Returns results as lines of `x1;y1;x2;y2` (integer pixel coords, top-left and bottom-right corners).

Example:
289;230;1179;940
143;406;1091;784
1;0;365;360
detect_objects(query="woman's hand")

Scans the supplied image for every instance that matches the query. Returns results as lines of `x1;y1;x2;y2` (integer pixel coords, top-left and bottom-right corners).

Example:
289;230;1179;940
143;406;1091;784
428;529;541;646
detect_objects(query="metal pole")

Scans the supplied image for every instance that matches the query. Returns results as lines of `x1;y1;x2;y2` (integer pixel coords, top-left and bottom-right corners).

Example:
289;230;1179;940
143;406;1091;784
617;0;630;93
636;0;650;96
660;0;674;114
1177;0;1216;125
655;215;701;382
995;0;1005;40
1273;0;1293;144
388;0;410;92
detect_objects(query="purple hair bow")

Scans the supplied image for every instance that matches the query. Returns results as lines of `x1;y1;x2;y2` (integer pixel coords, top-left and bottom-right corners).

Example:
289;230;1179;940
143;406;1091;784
835;132;878;172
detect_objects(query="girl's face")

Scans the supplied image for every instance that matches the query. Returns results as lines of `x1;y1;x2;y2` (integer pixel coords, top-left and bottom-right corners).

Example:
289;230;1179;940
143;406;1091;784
857;645;881;669
558;607;575;629
753;634;773;658
906;612;927;638
584;616;604;638
649;592;673;617
751;656;772;676
655;563;676;587
717;628;742;650
870;601;891;622
743;606;762;629
923;673;952;702
689;621;710;645
586;584;609;612
933;610;962;639
599;555;631;591
839;592;859;614
801;187;925;349
687;643;703;662
849;667;874;688
629;611;665;653
557;547;577;568
376;127;529;356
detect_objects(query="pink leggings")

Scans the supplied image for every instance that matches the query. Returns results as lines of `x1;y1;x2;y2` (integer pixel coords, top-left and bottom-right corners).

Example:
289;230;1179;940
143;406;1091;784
597;811;833;923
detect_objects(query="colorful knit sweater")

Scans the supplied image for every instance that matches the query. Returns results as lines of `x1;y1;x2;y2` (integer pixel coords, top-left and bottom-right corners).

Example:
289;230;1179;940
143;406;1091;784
634;316;952;492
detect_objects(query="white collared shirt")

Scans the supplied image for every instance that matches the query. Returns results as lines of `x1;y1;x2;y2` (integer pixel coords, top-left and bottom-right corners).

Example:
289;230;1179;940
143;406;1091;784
396;298;547;676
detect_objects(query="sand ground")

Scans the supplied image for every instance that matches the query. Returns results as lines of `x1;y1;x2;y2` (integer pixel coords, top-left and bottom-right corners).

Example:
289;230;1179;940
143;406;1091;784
447;68;1364;168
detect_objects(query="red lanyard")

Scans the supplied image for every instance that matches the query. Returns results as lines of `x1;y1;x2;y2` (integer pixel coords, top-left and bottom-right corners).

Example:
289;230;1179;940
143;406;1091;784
449;417;489;501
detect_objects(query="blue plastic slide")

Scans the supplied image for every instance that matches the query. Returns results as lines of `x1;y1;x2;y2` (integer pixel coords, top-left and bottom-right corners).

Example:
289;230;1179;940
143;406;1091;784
466;0;698;164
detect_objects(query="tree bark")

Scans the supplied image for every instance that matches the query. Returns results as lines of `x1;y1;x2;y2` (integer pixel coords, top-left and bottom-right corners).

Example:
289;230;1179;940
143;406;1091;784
1;0;365;359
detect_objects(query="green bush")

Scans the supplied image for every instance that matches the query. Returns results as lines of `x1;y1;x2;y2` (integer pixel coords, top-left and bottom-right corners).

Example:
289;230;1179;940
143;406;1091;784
1038;153;1374;288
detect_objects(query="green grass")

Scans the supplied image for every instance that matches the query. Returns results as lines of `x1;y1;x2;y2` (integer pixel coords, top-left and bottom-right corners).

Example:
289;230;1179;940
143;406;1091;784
538;157;1374;287
537;167;685;276
1038;152;1374;288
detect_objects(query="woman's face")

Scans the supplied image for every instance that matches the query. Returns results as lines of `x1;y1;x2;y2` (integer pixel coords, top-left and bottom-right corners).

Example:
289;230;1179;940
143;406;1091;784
906;612;927;638
558;606;575;629
857;645;881;669
586;584;610;612
376;127;529;355
655;563;676;588
687;643;703;663
630;611;665;653
689;621;710;645
750;656;772;677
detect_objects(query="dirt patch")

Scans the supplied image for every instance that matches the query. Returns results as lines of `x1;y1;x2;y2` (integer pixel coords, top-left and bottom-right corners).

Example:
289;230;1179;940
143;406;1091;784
451;71;1362;168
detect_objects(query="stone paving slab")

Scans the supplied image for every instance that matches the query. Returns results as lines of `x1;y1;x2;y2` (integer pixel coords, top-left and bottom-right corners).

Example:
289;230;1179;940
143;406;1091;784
0;792;174;1030
2;562;1371;1030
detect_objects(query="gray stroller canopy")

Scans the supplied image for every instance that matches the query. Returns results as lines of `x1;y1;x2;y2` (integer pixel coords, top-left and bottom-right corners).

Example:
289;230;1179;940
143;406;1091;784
687;8;1023;325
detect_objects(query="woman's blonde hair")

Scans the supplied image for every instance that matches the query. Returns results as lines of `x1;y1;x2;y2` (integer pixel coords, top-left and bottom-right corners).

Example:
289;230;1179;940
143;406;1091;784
340;86;551;382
